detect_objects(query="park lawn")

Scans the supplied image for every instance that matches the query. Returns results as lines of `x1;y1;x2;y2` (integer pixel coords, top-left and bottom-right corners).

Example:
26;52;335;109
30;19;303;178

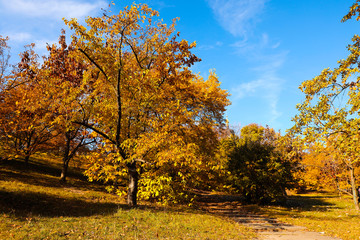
0;156;256;240
255;192;360;240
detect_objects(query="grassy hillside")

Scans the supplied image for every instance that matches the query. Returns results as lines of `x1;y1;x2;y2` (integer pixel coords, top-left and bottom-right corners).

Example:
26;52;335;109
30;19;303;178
0;155;255;240
2;153;360;240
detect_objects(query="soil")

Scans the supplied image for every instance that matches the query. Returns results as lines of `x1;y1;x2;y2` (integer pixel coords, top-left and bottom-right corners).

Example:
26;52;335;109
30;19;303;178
196;191;342;240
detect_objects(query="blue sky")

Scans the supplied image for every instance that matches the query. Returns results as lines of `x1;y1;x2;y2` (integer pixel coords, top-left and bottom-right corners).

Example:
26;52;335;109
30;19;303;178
0;0;358;132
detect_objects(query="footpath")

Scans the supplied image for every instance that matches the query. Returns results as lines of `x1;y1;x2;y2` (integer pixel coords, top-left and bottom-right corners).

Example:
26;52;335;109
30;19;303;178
197;192;342;240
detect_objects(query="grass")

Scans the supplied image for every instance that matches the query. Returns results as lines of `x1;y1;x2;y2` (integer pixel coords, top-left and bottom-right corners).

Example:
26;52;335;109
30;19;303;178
251;192;360;240
0;155;256;240
4;153;359;240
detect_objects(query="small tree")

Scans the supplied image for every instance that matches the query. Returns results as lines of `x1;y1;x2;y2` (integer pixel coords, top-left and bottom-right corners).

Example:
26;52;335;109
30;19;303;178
222;124;295;204
0;44;54;164
0;36;10;87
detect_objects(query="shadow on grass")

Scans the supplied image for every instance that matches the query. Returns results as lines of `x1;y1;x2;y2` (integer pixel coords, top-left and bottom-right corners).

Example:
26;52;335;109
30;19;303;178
1;158;86;181
0;189;127;218
283;194;336;212
0;159;128;219
195;190;340;220
0;159;107;192
0;159;178;219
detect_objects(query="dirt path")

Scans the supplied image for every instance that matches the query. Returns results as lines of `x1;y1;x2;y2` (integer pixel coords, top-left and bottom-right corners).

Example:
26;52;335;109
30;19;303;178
197;192;342;240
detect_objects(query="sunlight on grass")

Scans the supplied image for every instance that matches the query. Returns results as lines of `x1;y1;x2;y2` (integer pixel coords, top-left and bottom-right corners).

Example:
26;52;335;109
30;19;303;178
1;208;255;239
257;192;360;240
0;159;255;240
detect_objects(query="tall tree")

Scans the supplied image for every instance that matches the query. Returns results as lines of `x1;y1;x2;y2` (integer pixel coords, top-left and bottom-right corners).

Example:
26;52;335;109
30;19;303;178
289;0;360;210
64;4;230;206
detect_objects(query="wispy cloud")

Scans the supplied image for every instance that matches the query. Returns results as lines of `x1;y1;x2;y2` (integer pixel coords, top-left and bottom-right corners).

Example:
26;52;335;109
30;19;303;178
198;41;223;50
7;32;32;43
232;55;285;120
0;0;107;61
206;0;267;37
0;0;106;20
145;0;175;10
232;33;281;56
231;48;287;127
207;0;287;128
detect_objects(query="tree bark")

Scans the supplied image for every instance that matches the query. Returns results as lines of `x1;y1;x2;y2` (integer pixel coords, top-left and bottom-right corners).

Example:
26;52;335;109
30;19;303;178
60;132;71;182
24;153;30;167
127;162;139;207
60;158;69;182
349;166;359;211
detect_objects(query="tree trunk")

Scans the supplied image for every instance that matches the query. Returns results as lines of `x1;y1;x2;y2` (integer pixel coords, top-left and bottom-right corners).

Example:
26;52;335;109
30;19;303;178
127;162;139;207
349;166;359;211
24;153;30;167
60;158;69;182
60;132;71;182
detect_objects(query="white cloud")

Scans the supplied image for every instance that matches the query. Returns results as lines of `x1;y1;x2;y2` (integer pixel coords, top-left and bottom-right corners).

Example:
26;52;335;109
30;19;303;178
34;38;59;54
231;51;287;126
0;0;106;20
207;0;267;37
231;33;282;57
206;0;287;128
198;41;224;50
7;32;32;42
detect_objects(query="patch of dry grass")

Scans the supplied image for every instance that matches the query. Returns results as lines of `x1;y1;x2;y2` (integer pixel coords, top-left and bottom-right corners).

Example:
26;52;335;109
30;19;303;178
0;156;255;239
254;192;360;240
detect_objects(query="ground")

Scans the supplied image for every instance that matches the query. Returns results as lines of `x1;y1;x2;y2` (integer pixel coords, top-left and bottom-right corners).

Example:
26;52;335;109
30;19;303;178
197;191;343;240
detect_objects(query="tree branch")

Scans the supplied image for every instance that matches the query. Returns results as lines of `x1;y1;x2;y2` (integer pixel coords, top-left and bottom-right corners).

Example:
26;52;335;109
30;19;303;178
134;158;153;165
116;30;125;147
78;48;109;80
73;121;116;145
125;39;145;69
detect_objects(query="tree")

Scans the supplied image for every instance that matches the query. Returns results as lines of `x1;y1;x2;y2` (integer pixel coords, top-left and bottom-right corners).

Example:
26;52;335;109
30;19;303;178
289;0;360;210
64;4;230;206
41;31;95;182
0;36;11;155
0;35;10;88
222;124;295;204
297;141;349;193
0;44;54;165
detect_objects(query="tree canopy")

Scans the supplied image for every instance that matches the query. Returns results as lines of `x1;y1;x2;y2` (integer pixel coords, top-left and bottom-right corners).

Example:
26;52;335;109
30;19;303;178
289;0;360;210
219;124;296;204
63;3;230;206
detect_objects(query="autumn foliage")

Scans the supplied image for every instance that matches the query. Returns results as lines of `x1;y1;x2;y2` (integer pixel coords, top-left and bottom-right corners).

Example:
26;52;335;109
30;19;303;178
217;124;298;204
0;4;231;206
8;1;360;208
289;0;360;210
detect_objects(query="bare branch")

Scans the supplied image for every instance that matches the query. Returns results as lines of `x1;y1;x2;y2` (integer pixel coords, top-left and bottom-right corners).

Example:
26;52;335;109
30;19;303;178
134;158;153;165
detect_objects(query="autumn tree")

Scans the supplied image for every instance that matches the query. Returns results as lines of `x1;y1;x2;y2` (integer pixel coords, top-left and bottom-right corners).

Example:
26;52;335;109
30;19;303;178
40;31;95;182
0;36;11;155
0;36;10;88
289;0;360;210
64;4;230;206
0;44;54;165
221;124;295;203
297;141;349;193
